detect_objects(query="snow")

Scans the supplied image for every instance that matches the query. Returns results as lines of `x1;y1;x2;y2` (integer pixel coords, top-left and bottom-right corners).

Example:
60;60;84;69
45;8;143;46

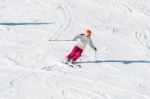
0;0;150;99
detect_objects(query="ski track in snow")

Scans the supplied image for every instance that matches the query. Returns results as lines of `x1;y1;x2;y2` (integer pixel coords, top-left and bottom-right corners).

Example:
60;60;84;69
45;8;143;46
51;69;149;99
135;32;150;50
26;0;72;31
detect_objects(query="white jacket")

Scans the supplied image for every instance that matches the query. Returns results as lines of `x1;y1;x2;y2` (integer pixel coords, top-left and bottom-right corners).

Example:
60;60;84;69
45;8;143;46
73;34;96;50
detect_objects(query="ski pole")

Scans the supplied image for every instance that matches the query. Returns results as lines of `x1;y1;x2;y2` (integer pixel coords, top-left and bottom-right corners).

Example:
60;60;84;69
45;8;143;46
95;51;97;58
49;40;75;42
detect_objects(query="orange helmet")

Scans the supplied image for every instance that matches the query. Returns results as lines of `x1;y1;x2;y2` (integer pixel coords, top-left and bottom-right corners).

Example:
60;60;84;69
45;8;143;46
85;29;92;38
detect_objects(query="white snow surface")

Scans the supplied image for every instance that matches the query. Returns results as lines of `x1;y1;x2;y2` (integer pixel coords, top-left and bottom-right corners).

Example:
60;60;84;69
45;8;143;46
0;0;150;99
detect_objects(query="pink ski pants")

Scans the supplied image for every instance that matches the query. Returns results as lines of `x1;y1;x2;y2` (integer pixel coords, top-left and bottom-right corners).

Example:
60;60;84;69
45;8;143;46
67;46;83;61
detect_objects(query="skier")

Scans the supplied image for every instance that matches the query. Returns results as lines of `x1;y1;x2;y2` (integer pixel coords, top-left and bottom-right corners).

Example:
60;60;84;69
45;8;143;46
66;29;97;64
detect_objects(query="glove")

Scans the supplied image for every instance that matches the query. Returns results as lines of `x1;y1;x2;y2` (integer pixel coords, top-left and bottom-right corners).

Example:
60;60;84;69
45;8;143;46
94;47;97;51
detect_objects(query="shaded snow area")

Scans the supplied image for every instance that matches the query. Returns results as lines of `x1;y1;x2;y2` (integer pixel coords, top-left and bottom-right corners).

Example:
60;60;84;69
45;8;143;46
0;0;150;99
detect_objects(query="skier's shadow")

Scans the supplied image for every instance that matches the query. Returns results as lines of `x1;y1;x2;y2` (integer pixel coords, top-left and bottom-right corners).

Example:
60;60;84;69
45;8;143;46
0;22;51;26
77;60;150;64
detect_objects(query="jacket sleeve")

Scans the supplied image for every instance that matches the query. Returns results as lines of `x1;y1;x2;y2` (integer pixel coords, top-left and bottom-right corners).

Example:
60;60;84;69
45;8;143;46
73;34;81;40
88;39;96;49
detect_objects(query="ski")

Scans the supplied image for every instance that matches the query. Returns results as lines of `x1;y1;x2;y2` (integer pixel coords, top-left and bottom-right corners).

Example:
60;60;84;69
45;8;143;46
62;62;74;67
62;62;81;68
69;62;81;68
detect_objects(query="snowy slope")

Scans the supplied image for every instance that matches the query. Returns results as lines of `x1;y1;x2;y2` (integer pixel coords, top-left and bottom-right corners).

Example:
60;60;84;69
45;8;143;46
0;0;150;99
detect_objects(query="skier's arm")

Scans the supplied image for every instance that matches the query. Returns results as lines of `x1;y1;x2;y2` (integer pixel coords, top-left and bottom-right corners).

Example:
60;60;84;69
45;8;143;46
73;34;81;41
88;39;97;51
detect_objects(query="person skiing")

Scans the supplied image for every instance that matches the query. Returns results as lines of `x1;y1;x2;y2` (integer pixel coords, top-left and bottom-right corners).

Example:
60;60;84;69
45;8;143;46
66;29;97;64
